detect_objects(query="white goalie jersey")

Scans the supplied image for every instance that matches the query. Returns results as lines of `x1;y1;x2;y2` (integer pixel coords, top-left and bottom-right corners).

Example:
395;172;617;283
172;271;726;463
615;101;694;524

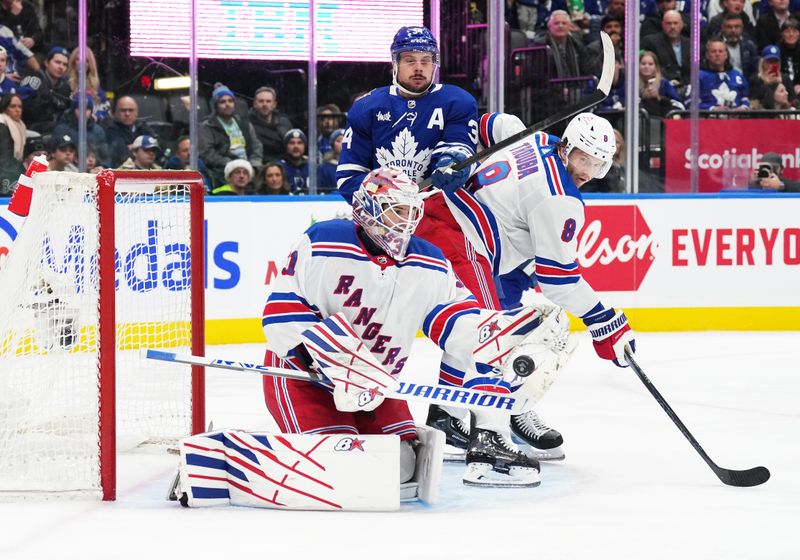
262;219;488;378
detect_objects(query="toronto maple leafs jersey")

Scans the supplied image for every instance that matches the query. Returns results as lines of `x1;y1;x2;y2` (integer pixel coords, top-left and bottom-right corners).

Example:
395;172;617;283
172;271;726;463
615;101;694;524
697;69;750;110
451;132;603;318
262;219;487;378
336;84;478;203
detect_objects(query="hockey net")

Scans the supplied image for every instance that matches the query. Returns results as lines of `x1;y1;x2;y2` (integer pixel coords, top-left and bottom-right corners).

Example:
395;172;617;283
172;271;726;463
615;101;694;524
0;170;205;500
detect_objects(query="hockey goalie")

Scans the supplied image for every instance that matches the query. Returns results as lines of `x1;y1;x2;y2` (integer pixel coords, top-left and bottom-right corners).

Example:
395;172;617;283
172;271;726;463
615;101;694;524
168;168;574;510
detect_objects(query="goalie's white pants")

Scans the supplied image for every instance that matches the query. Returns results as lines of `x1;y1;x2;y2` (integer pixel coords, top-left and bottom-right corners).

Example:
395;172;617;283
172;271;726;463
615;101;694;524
171;427;444;511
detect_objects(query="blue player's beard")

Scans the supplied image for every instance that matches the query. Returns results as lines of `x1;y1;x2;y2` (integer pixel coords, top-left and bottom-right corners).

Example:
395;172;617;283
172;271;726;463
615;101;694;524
392;64;438;97
400;75;431;93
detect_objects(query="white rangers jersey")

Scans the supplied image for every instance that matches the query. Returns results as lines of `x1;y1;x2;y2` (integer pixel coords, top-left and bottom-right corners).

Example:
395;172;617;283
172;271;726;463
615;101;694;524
451;131;602;318
262;219;486;378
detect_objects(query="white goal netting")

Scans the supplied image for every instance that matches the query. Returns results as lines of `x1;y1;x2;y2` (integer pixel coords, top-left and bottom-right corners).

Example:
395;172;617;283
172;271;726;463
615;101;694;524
0;171;200;498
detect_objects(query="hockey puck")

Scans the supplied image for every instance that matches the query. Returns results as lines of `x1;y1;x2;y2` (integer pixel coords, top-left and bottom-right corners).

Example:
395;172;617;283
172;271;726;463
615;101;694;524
512;355;536;377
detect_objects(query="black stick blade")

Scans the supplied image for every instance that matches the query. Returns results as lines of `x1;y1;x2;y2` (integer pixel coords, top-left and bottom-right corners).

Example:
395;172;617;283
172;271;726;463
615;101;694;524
716;465;771;488
624;346;770;488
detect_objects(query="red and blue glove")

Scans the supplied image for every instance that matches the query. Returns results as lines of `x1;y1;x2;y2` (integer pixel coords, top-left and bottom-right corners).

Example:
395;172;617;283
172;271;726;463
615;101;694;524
582;307;636;368
431;150;472;192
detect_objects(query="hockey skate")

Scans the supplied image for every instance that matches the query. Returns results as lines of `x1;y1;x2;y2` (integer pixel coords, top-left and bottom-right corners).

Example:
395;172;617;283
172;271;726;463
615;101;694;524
510;410;565;461
426;404;470;461
463;428;541;488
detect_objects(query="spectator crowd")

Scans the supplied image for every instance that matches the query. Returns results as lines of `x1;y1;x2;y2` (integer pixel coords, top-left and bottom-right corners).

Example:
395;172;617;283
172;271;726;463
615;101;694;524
0;0;797;197
469;0;800;190
0;1;348;197
491;0;800;113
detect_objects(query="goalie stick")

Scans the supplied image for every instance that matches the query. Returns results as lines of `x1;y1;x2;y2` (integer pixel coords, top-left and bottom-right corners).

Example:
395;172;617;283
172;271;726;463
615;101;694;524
624;346;770;487
417;31;616;191
145;349;531;414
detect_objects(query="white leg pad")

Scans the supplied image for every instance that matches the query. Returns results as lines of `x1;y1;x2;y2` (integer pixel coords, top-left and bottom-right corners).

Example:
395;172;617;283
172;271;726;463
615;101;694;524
400;440;416;483
412;425;445;505
174;430;400;511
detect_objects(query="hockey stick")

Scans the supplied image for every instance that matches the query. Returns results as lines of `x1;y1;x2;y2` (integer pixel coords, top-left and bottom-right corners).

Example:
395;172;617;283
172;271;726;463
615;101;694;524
624;346;770;487
417;31;616;191
145;349;531;414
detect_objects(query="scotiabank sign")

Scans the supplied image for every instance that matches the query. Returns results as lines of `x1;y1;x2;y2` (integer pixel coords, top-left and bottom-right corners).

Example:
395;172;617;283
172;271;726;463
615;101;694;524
577;205;655;291
663;119;800;192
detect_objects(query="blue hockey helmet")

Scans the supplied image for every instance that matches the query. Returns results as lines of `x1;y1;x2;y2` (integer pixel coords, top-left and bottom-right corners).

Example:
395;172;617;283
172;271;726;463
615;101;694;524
390;26;439;63
390;26;439;96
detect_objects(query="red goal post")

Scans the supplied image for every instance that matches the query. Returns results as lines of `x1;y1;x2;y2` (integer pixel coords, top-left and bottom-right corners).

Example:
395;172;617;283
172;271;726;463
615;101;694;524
0;169;206;501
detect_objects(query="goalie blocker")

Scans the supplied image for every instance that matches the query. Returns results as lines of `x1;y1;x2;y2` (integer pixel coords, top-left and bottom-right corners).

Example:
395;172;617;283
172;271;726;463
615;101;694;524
168;426;444;511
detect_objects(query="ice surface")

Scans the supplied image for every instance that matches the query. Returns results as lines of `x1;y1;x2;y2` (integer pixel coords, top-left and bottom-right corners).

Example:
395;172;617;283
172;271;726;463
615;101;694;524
1;331;798;560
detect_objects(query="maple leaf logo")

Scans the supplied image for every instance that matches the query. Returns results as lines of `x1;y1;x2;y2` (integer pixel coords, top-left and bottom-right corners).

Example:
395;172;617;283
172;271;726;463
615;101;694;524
711;80;738;107
375;128;433;184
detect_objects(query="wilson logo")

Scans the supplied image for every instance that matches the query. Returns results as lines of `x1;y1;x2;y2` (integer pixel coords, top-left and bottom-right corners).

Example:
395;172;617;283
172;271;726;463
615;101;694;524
577;205;656;291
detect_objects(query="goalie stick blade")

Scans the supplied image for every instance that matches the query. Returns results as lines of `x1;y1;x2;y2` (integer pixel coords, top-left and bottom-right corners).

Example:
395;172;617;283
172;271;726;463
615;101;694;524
417;31;615;191
146;349;530;413
714;466;771;488
624;347;771;488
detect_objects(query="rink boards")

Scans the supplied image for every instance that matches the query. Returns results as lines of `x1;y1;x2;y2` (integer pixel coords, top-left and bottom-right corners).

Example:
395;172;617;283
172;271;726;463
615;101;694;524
2;193;798;343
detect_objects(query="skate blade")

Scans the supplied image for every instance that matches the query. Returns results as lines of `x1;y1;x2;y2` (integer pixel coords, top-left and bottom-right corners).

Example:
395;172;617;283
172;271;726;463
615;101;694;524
515;441;565;461
400;481;420;501
443;444;466;462
462;462;541;488
166;469;180;501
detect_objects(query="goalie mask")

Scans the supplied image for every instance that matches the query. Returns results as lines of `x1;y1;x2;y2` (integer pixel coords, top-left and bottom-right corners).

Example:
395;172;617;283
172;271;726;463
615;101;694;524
561;113;616;179
390;26;439;97
352;168;424;260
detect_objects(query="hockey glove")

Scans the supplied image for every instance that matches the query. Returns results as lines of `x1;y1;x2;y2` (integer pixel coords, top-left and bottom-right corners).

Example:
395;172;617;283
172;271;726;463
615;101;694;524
431;150;471;193
299;313;399;412
472;304;569;374
582;307;636;368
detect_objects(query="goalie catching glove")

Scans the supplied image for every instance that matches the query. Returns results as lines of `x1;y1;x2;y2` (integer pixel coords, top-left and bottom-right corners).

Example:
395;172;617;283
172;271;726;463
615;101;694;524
472;305;575;406
582;306;636;367
300;313;399;412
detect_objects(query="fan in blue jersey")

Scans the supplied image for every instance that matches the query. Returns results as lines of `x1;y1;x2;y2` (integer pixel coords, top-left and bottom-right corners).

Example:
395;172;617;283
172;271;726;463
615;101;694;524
695;38;751;111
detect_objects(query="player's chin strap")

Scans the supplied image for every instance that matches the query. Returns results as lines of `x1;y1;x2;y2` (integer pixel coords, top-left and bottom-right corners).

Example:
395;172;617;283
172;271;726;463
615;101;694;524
392;66;439;98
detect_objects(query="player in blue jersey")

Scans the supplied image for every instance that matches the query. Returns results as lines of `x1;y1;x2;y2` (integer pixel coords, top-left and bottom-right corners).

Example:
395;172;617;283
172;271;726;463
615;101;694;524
335;27;491;307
